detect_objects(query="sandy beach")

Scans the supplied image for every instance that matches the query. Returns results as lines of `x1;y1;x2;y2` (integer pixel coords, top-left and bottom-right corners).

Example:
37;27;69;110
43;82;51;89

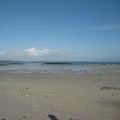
0;66;120;120
1;0;120;119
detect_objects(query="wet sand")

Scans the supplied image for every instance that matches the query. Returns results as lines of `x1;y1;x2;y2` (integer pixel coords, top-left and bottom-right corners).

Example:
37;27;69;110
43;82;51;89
0;66;120;120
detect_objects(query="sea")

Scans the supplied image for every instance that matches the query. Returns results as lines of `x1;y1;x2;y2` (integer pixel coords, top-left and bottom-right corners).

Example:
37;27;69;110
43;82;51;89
0;61;120;74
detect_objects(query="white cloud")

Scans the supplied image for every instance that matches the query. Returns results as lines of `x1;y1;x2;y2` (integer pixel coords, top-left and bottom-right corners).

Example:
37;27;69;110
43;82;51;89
24;47;65;58
0;48;65;60
0;51;6;56
24;48;49;57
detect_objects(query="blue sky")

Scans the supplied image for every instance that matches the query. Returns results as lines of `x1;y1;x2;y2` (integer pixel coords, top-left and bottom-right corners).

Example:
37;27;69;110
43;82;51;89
0;0;120;61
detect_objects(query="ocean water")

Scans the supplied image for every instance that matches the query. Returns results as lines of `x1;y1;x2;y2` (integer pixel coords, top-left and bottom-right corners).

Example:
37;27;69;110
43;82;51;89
0;61;120;74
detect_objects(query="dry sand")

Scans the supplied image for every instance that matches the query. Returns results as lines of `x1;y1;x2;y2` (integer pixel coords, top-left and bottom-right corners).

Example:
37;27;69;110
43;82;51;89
0;66;120;120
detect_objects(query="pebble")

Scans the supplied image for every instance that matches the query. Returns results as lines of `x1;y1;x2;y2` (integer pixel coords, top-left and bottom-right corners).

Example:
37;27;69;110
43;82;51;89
25;88;29;90
112;94;115;96
82;106;86;110
69;118;80;120
47;108;50;111
35;108;39;111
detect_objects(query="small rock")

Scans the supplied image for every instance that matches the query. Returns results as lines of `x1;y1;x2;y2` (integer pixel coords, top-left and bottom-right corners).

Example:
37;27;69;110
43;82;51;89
1;118;6;120
46;95;49;98
25;88;29;90
22;116;26;118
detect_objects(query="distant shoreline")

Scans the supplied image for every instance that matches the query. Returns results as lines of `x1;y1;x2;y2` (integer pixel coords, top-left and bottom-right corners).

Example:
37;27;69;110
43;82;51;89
0;60;120;66
44;62;71;65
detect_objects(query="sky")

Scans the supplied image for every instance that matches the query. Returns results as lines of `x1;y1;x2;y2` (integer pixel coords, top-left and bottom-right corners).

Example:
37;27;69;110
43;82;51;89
0;0;120;61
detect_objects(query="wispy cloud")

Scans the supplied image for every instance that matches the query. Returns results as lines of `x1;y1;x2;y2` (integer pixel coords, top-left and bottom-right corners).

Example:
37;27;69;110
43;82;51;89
90;24;120;30
67;24;120;33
